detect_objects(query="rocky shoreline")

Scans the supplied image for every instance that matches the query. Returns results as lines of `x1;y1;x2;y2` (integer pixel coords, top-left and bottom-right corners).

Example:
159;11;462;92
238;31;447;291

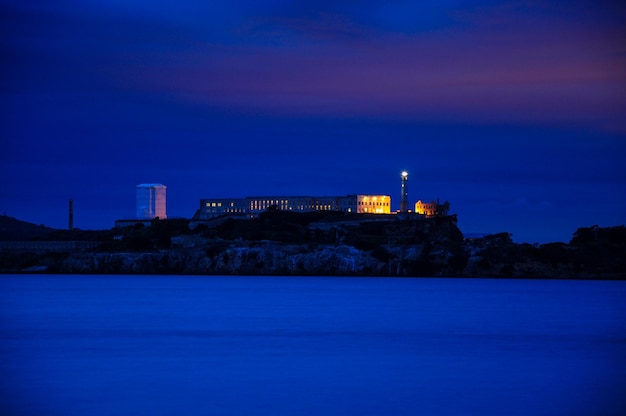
1;213;625;278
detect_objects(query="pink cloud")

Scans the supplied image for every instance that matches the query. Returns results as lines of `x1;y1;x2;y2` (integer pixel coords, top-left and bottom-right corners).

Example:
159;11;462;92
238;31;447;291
123;20;626;130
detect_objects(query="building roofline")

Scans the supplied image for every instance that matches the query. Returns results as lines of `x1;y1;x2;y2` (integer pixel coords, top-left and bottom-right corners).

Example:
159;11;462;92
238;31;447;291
137;183;166;188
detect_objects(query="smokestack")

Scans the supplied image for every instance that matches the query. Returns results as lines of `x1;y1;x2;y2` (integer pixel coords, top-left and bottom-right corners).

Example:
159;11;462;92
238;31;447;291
68;199;74;230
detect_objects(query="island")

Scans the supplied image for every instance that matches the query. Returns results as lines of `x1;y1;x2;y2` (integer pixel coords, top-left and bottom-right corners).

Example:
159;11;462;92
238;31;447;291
1;212;624;278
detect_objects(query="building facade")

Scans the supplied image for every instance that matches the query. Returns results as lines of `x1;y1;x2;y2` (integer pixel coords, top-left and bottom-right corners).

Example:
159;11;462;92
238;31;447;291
357;195;391;214
197;194;391;219
414;199;450;217
136;183;167;219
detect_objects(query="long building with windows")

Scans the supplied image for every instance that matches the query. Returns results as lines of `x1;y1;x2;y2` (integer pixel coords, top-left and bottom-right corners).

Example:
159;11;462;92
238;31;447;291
196;194;391;219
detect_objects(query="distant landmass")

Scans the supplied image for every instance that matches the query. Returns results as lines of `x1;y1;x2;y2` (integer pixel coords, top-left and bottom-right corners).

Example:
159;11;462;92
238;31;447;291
1;213;624;278
0;215;56;241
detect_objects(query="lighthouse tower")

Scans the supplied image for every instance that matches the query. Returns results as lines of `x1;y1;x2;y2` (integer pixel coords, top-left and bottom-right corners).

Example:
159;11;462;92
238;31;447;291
400;171;409;213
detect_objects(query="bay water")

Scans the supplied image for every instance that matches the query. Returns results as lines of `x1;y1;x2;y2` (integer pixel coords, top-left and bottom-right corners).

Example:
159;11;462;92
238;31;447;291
1;275;625;415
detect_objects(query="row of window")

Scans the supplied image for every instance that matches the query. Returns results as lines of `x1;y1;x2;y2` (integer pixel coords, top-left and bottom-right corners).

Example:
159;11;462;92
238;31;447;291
362;208;386;213
206;205;402;217
206;198;390;208
249;204;338;211
204;197;394;216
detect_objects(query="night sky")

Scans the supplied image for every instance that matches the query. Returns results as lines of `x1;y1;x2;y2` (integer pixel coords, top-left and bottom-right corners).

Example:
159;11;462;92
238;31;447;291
2;1;625;243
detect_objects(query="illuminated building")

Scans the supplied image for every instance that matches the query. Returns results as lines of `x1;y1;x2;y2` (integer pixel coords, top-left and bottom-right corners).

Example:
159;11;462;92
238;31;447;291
415;200;436;216
399;171;409;213
136;183;167;219
196;194;391;219
415;199;450;217
194;171;449;221
356;195;391;214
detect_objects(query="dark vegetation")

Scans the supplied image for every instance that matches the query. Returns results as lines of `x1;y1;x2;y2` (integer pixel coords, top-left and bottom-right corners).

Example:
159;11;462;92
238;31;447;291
205;209;365;244
109;219;192;251
465;226;626;278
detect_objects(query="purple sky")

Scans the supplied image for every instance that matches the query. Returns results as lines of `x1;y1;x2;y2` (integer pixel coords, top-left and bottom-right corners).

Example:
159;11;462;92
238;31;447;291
2;0;625;243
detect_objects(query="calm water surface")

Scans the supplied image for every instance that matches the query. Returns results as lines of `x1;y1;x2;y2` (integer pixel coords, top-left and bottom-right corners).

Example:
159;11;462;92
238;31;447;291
1;275;625;416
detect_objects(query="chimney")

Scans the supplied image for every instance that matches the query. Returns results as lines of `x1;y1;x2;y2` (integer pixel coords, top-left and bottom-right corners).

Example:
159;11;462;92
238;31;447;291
68;199;74;230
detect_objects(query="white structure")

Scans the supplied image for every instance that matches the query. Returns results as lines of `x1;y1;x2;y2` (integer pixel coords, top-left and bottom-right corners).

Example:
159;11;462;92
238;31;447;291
136;183;167;219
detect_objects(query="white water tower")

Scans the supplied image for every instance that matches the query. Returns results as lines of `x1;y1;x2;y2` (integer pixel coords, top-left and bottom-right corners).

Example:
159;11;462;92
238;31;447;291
136;183;167;219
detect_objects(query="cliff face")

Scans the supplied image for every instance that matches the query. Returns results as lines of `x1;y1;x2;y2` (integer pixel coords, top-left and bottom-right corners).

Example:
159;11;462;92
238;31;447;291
57;215;466;276
59;243;378;275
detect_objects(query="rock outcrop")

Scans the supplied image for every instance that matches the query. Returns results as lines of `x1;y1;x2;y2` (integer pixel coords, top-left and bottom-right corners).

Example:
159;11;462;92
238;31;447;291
463;226;626;278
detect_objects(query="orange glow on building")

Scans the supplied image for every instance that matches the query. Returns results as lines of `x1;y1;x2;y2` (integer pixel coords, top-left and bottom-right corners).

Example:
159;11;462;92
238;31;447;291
415;200;436;216
415;199;450;217
357;195;391;214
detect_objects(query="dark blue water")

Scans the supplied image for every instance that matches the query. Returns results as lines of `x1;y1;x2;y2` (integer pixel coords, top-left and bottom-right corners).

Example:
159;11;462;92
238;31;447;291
1;275;625;416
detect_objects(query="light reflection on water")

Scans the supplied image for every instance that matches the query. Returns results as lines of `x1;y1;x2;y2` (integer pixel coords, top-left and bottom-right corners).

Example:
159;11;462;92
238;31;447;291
1;275;625;416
